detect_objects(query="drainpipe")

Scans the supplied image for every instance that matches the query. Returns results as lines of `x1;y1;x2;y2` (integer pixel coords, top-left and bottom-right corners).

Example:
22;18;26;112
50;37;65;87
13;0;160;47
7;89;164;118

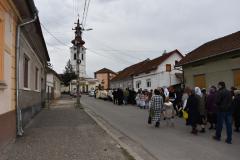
16;13;38;136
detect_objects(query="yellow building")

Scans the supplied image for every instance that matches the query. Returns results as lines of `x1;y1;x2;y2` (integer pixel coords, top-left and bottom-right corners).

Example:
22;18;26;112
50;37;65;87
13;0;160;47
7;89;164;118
0;0;18;147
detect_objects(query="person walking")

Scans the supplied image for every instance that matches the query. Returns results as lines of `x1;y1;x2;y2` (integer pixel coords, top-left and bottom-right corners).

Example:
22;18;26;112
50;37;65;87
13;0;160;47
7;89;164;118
195;87;207;133
163;97;175;127
150;89;164;127
206;86;217;130
185;89;200;135
123;88;129;105
139;91;146;109
232;89;240;132
213;82;233;144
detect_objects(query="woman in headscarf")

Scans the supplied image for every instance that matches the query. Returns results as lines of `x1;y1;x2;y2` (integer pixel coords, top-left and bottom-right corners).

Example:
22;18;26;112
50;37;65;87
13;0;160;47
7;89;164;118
195;87;207;133
185;89;200;134
206;86;217;130
150;89;164;127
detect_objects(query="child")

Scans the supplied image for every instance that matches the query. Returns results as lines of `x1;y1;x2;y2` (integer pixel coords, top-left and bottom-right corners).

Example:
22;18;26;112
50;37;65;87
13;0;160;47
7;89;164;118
163;97;176;126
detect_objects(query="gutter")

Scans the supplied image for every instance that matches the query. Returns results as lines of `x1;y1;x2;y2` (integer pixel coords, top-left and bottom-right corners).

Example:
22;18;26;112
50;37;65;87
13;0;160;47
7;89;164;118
16;13;38;136
175;48;240;67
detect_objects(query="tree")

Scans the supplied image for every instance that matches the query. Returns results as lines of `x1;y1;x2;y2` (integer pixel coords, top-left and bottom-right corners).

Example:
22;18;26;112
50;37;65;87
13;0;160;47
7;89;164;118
61;60;77;87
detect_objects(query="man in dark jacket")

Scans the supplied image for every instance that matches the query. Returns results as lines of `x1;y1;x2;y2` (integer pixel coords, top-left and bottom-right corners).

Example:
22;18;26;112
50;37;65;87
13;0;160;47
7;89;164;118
233;90;240;132
213;82;233;144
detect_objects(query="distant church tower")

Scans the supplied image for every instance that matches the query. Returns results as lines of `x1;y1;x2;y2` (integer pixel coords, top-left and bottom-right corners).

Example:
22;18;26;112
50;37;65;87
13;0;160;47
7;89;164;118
70;46;87;78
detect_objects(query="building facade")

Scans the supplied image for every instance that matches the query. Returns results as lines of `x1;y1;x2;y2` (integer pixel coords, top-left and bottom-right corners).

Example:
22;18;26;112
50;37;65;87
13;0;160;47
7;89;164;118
46;68;61;101
70;46;86;78
133;50;183;91
177;31;240;89
94;68;117;90
110;59;150;90
0;0;18;148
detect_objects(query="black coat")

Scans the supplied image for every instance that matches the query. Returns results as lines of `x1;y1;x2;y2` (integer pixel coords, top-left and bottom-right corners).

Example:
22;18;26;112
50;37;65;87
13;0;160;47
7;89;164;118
233;95;240;118
185;94;200;125
216;88;232;112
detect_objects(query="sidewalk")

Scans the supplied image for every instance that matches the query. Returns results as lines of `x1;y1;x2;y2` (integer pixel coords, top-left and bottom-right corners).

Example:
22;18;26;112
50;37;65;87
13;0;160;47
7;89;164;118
0;97;134;160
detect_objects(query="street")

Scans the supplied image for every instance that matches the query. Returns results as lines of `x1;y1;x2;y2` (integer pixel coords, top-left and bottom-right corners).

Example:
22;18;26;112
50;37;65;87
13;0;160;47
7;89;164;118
81;95;240;160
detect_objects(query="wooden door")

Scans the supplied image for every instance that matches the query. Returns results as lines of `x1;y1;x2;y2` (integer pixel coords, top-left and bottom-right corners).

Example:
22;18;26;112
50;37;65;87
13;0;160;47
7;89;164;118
233;69;240;88
194;74;206;89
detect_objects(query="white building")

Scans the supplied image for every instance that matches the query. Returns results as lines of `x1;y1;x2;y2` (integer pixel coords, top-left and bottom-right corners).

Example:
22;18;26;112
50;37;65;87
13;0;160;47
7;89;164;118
133;50;183;91
69;46;99;93
70;46;86;78
46;68;61;100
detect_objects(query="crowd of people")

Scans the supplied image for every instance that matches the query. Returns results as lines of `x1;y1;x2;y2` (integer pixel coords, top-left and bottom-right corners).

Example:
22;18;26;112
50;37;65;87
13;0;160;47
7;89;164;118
108;81;240;144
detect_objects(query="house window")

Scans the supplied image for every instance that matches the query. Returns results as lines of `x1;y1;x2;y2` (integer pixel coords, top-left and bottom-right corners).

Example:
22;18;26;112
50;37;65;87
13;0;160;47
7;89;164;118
136;81;141;89
166;64;171;72
74;53;76;60
24;55;29;88
194;74;206;89
146;79;151;87
35;67;39;90
81;54;84;60
233;69;240;88
0;19;4;80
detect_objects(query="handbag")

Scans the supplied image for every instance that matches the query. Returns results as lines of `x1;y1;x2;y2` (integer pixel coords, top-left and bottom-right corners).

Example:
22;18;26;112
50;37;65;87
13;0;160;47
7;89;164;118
182;110;188;120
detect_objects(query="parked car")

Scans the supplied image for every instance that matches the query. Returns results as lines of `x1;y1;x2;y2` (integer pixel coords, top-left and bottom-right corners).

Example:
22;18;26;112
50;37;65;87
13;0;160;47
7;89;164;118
88;90;95;97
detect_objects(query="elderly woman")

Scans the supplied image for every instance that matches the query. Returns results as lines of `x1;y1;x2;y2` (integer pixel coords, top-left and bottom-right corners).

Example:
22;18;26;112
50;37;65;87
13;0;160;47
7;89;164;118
195;87;207;133
150;89;164;127
206;86;217;130
185;89;200;134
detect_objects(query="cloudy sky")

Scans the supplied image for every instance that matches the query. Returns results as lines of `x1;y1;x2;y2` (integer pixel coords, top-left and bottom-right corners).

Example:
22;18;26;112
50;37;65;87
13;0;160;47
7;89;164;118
35;0;240;77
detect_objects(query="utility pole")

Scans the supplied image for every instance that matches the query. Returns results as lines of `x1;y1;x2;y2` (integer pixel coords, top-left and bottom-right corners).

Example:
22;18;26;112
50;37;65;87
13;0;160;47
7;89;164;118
72;18;85;108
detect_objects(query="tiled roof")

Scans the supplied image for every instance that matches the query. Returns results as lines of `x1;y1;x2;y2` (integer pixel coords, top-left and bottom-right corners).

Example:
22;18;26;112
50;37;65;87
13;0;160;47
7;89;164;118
134;49;183;75
95;68;116;74
177;31;240;66
111;49;183;81
111;59;150;81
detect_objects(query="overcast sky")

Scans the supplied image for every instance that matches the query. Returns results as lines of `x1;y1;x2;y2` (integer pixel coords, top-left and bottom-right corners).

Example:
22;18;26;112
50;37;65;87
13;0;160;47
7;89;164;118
35;0;240;77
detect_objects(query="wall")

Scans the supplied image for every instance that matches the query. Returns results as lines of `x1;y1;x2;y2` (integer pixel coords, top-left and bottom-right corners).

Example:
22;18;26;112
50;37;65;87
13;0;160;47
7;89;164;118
53;75;61;99
133;52;183;91
18;33;45;127
96;73;108;89
110;77;133;90
0;0;17;148
70;46;86;78
184;54;240;89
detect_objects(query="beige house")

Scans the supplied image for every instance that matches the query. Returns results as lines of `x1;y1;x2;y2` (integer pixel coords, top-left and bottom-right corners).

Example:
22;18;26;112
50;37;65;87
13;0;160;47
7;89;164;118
0;0;18;148
177;31;240;89
95;68;117;90
0;0;49;148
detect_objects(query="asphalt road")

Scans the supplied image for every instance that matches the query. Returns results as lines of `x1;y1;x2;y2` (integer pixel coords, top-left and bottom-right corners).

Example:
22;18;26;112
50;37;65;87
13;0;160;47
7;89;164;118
82;95;240;160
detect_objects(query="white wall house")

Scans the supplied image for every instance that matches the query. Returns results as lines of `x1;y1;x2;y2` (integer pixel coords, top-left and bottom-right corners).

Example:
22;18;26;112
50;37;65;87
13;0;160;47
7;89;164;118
133;50;183;91
46;68;61;100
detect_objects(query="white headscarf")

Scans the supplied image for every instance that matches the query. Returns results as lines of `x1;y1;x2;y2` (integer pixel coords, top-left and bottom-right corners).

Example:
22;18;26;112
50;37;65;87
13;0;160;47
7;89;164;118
195;87;202;97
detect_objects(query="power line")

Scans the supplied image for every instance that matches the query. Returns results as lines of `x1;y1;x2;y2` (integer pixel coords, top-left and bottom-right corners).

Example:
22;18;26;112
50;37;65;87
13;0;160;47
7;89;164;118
85;34;143;61
87;49;133;65
83;0;91;28
81;0;87;25
41;23;71;48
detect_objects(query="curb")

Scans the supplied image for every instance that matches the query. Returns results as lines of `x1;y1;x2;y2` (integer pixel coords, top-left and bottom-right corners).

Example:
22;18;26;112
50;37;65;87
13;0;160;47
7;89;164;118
82;102;158;160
